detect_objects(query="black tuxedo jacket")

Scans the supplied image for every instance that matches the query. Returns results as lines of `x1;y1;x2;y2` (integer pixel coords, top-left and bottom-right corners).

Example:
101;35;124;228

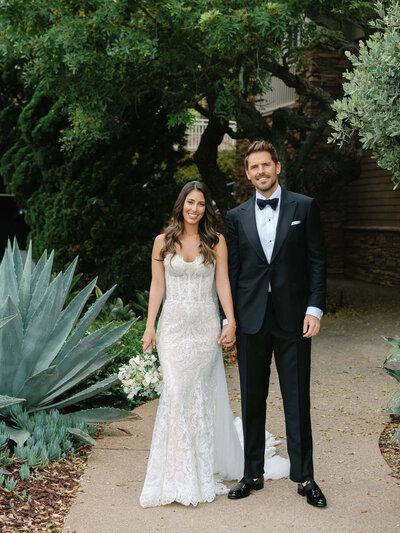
226;188;326;334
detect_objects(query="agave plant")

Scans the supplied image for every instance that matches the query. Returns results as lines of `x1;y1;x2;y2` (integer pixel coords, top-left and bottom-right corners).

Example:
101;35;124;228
0;240;135;434
383;336;400;446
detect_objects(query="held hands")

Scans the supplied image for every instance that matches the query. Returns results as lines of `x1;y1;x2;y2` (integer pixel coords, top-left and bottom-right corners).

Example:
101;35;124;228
142;325;156;353
217;324;236;347
303;314;320;338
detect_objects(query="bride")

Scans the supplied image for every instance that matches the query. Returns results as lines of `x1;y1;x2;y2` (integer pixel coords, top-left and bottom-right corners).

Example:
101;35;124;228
140;181;289;508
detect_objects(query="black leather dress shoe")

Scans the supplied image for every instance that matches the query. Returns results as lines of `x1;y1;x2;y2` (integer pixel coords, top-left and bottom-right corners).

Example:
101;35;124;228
228;477;264;500
297;480;327;507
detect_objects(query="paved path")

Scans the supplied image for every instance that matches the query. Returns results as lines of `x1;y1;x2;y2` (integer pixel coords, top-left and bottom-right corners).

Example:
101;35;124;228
63;280;400;533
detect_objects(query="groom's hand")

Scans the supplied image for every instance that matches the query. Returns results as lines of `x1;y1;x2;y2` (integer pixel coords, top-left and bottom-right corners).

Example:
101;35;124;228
303;314;320;338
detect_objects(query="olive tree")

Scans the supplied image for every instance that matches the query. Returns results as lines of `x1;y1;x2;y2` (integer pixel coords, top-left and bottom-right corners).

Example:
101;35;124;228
329;2;400;188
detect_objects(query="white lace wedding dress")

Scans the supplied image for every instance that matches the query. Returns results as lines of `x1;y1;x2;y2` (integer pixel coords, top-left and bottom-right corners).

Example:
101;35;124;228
139;254;289;508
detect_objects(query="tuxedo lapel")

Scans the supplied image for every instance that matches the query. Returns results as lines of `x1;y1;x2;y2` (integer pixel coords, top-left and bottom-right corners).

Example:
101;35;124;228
239;196;267;263
270;189;296;263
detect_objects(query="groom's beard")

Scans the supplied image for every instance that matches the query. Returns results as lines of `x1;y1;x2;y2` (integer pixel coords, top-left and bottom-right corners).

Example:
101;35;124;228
255;173;278;194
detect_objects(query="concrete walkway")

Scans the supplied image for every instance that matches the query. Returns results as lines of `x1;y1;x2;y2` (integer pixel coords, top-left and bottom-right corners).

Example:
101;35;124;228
63;280;400;533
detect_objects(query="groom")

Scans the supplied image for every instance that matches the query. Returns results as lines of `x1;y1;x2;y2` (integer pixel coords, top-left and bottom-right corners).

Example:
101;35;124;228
225;140;327;507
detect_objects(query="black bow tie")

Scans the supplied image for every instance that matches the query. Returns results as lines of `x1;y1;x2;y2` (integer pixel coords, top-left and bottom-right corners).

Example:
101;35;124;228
257;197;279;210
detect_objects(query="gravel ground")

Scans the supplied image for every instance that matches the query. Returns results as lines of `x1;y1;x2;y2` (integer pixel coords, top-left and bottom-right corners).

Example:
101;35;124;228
63;279;400;533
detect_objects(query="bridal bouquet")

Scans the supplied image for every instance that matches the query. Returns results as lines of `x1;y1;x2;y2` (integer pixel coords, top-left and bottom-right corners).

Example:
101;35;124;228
118;352;163;399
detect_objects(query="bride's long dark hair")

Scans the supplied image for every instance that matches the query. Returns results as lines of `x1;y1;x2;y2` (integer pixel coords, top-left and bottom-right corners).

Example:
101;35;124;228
159;181;219;265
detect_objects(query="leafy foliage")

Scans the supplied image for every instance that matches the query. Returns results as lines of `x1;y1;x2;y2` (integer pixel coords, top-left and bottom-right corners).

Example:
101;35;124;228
0;0;385;220
174;150;236;185
329;2;400;188
131;291;150;320
0;77;184;298
0;240;134;420
95;286;137;322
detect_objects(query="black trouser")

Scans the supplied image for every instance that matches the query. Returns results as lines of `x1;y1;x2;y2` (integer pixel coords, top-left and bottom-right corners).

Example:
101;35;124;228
236;298;313;483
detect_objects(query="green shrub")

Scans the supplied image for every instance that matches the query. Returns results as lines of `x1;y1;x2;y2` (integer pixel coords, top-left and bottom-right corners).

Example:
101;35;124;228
330;3;400;188
174;149;235;185
1;86;185;300
95;286;137;322
132;290;149;319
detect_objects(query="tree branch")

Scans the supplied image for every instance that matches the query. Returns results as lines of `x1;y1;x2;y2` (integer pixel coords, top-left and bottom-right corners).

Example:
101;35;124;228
193;107;235;216
260;60;334;106
288;106;336;185
272;107;314;131
236;96;273;140
194;103;209;118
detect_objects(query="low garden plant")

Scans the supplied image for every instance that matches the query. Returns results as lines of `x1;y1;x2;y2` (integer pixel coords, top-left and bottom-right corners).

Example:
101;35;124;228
383;336;400;447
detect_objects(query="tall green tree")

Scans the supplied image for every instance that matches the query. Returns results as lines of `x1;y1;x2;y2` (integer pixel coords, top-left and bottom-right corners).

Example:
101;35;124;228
1;1;385;217
0;57;185;298
329;2;400;188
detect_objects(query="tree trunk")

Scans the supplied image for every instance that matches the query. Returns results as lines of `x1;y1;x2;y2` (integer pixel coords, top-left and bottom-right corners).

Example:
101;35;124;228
194;116;235;217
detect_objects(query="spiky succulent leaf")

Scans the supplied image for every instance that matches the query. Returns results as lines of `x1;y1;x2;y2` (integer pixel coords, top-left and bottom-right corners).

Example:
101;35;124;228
52;286;116;367
385;389;400;415
384;337;400;349
26;250;54;326
14;274;64;388
31;278;97;376
0;241;134;418
0;395;25;410
18;241;33;325
17;366;59;409
384;361;400;383
0;248;18;306
60;257;78;304
390;425;400;446
29;249;46;293
11;238;23;288
67;427;97;446
0;312;18;331
71;407;131;423
41;374;119;410
41;322;133;405
0;299;23;396
6;426;30;446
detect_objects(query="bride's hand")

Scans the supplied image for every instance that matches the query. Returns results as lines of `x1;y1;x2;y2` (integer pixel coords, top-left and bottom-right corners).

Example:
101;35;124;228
142;326;156;352
217;324;236;347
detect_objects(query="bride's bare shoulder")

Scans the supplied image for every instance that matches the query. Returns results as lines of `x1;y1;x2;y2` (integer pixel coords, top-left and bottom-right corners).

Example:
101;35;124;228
154;233;166;245
153;233;166;255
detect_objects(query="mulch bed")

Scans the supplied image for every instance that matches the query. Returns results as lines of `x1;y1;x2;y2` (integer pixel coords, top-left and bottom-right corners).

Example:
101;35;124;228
0;444;91;533
222;345;237;366
379;415;400;480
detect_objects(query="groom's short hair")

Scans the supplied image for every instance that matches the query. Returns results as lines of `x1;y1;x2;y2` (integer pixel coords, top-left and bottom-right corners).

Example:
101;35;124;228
244;140;278;169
